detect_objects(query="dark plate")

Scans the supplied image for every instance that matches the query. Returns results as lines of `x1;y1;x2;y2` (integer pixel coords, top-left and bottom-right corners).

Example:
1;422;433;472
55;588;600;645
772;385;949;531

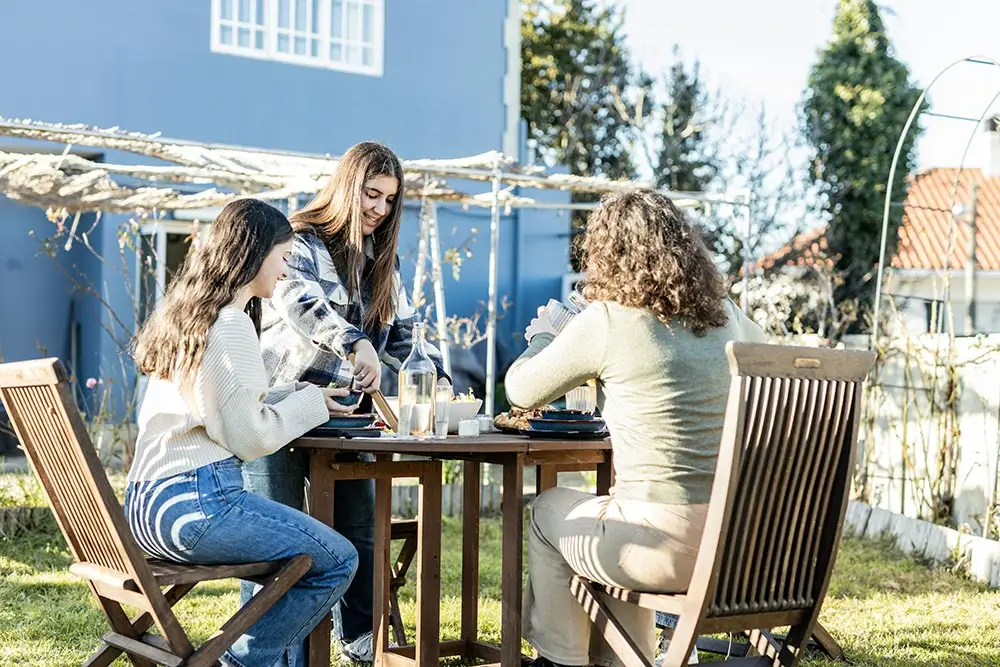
306;425;382;438
527;417;606;433
520;428;609;441
323;414;377;429
495;424;524;436
540;409;595;422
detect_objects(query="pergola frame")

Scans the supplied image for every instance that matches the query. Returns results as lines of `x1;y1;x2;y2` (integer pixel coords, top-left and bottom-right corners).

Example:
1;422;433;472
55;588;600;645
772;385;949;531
0;117;749;414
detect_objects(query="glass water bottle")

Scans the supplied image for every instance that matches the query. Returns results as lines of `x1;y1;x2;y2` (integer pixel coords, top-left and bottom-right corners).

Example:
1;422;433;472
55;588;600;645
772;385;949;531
398;322;437;438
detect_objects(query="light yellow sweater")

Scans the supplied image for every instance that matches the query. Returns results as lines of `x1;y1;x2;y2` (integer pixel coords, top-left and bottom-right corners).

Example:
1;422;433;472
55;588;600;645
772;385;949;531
128;306;329;482
505;299;765;505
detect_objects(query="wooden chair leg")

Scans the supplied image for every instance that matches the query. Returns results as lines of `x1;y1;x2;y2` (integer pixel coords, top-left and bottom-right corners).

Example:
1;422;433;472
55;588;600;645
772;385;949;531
389;529;419;645
388;588;407;646
570;576;651;667
84;584;196;667
186;555;313;667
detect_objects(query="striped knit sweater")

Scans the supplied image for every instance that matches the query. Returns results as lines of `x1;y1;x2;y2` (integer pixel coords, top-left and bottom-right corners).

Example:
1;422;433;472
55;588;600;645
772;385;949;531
128;306;329;482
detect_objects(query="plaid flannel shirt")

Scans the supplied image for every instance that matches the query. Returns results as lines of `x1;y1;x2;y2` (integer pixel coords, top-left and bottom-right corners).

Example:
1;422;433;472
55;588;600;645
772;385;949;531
260;230;449;389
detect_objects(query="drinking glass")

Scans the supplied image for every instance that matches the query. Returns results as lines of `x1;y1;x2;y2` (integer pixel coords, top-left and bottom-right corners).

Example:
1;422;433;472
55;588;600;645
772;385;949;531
565;384;597;413
434;385;452;438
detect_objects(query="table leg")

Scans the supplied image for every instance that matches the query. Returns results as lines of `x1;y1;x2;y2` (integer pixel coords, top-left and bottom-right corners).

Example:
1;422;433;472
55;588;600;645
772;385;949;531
307;450;335;667
373;474;392;666
461;461;481;647
415;461;442;667
596;453;613;495
501;454;525;667
535;465;557;496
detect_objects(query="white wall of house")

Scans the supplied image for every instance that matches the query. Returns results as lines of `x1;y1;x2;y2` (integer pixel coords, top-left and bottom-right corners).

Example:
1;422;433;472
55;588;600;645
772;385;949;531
884;269;1000;335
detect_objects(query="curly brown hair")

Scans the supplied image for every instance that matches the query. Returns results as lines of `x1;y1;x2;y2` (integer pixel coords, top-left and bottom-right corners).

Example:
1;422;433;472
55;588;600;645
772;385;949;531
579;189;728;336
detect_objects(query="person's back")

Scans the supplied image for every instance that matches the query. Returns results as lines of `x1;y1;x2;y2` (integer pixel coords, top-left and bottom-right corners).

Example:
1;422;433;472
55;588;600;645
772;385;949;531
505;188;766;667
597;299;764;506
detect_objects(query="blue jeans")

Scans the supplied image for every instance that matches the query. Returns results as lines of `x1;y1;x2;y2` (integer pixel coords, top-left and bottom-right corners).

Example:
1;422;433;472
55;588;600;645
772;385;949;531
241;446;376;643
125;457;359;667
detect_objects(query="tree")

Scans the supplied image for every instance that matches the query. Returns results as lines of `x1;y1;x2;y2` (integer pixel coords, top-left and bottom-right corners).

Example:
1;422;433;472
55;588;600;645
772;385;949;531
802;0;923;323
520;0;649;180
653;48;719;194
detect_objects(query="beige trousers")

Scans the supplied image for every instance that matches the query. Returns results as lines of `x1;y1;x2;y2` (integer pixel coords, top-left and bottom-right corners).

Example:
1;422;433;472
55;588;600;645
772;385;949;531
523;487;708;667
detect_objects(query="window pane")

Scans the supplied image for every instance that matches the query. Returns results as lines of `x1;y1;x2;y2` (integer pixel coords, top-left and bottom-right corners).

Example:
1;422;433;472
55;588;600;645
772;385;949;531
255;29;265;49
295;35;307;54
295;0;306;30
330;42;342;62
220;0;233;20
220;24;234;44
362;3;373;43
311;38;319;57
255;0;265;25
347;44;360;64
278;33;291;52
346;3;360;40
238;0;250;22
362;46;372;66
331;0;343;39
278;0;289;28
311;0;319;34
238;27;251;47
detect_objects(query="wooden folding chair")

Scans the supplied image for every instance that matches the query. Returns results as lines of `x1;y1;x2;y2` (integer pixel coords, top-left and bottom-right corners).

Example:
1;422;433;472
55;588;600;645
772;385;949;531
389;519;419;646
0;358;314;667
570;342;875;667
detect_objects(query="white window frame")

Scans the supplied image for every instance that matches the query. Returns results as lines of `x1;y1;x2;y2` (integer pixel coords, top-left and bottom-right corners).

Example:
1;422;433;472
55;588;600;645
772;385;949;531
136;221;211;310
210;0;385;77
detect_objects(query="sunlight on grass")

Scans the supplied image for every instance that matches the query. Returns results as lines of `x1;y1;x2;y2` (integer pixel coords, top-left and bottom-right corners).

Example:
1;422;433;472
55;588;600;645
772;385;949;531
4;516;1000;666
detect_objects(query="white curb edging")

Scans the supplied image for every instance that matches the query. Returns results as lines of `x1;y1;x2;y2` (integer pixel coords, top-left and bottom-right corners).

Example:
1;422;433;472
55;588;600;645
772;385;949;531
845;500;1000;587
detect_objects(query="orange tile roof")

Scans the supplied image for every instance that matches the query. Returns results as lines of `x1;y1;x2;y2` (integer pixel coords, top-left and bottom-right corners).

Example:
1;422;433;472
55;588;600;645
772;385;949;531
757;168;1000;272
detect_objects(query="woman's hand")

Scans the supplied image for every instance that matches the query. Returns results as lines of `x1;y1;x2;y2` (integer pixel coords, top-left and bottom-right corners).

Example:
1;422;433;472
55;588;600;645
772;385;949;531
524;305;558;342
351;338;382;393
321;386;360;415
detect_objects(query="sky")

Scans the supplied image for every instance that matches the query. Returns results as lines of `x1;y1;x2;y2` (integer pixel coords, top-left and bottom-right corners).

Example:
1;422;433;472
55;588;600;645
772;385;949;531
619;0;1000;177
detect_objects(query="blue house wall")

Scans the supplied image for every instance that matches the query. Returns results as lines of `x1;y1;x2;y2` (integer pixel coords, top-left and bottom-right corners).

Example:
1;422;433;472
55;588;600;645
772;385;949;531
0;0;571;411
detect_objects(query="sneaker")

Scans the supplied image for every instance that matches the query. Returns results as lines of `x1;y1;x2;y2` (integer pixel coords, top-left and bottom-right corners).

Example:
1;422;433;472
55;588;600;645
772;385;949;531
339;631;375;663
655;632;699;666
337;631;399;664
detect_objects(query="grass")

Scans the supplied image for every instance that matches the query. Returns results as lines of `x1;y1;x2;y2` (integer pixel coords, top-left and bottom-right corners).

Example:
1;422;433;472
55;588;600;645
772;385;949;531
3;506;1000;666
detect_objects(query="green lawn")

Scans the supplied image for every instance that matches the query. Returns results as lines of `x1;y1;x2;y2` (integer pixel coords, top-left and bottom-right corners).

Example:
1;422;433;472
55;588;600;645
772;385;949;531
3;516;1000;666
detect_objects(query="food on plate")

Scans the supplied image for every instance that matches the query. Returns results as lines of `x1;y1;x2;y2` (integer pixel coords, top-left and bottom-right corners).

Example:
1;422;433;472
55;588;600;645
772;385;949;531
493;405;554;430
452;387;479;402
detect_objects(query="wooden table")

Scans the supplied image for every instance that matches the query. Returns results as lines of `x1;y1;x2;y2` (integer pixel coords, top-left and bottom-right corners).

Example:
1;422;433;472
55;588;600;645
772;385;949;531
294;433;613;667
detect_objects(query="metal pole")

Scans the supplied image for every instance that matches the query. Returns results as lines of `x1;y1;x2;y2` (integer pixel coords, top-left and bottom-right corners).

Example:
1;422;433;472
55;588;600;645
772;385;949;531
964;181;980;335
485;161;502;416
411;180;431;311
426;202;452;378
872;55;1000;350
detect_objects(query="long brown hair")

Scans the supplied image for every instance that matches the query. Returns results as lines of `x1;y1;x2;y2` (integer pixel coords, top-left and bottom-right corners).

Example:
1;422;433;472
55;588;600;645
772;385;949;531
579;189;728;336
291;141;405;332
133;198;293;384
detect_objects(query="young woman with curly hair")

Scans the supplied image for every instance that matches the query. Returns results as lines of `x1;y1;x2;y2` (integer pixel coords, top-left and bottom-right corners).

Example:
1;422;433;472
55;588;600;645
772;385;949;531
505;189;765;667
127;198;360;667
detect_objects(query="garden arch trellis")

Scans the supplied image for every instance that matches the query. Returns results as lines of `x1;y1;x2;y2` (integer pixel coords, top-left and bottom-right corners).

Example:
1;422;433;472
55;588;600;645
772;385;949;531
0;117;748;414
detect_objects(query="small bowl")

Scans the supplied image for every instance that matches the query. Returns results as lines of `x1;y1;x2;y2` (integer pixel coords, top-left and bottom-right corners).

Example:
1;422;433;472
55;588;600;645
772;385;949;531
332;391;364;407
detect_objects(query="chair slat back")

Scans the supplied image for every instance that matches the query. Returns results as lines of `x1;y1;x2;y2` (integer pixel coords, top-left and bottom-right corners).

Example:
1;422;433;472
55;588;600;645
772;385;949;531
700;342;874;619
0;359;148;580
